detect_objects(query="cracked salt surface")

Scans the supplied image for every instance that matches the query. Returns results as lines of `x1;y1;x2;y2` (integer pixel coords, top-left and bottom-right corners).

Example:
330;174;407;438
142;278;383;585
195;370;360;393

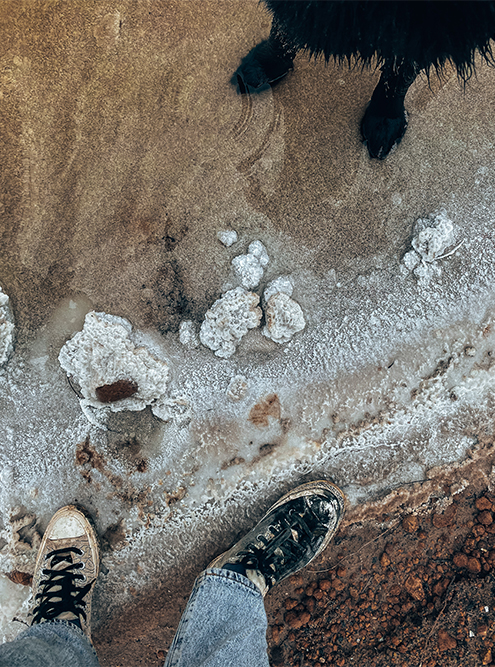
2;207;495;638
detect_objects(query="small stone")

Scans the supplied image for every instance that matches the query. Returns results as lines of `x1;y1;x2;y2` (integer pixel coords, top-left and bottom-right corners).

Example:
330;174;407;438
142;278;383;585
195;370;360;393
405;574;424;601
438;629;457;652
285;610;311;629
432;504;457;528
226;375;248;402
179;320;200;349
380;552;391;568
453;553;468;568
483;648;492;665
467;557;481;574
478;511;493;526
402;515;419;533
284;598;298;610
217;230;238;247
477;623;488;638
464;345;476;357
319;579;331;591
476;497;493;511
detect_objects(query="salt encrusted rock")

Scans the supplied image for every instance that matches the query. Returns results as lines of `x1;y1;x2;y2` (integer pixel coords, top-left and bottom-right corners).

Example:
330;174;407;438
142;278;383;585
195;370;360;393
231;240;269;289
226;375;248;401
58;311;169;415
0;287;15;367
263;276;294;304
412;210;454;262
263;292;305;344
200;287;262;358
401;210;457;285
179;320;199;349
217;230;238;247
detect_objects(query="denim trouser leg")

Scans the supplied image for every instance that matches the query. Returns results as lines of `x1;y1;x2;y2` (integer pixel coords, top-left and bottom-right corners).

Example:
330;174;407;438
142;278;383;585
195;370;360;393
0;620;100;667
164;568;270;667
0;568;269;667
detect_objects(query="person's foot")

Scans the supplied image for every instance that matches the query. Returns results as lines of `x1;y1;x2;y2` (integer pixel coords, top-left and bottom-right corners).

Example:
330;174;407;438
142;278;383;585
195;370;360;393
209;480;345;595
30;505;100;639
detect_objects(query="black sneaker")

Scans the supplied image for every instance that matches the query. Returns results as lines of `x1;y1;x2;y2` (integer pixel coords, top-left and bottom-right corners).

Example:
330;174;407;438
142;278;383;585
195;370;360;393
30;506;100;639
209;480;345;595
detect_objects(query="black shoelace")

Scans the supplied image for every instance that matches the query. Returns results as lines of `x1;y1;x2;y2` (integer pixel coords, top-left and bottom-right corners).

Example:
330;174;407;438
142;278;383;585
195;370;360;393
31;547;91;624
239;505;327;579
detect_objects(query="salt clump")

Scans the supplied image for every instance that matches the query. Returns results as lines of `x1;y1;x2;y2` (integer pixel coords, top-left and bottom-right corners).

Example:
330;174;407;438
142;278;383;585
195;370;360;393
58;311;169;415
231;240;269;289
200;287;262;358
401;210;457;285
263;292;306;344
179;321;199;349
226;375;248;401
263;276;294;303
0;287;15;367
217;230;238;247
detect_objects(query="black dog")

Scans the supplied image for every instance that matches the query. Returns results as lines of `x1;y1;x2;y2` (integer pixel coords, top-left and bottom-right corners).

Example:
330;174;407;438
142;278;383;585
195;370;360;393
234;1;495;159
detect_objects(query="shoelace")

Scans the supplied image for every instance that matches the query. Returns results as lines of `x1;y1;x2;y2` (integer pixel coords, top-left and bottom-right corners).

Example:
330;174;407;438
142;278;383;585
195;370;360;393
31;547;91;624
238;505;327;577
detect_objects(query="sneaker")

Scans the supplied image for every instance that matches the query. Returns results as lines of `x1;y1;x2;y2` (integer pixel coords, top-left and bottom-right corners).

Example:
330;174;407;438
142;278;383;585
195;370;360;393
209;480;345;596
30;505;100;639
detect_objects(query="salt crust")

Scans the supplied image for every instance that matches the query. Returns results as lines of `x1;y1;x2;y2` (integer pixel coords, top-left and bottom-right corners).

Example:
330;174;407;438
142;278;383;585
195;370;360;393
263;275;294;303
231;240;269;289
263;292;306;344
199;287;262;358
0;287;15;367
401;210;456;285
226;375;248;401
217;230;238;247
179;320;199;349
58;311;169;416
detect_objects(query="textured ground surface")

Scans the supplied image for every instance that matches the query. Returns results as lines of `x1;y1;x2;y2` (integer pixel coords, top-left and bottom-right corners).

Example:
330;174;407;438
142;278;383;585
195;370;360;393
1;1;495;663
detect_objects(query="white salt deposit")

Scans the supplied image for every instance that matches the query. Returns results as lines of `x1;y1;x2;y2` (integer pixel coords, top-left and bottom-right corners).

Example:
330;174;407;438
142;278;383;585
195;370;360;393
179;320;199;349
58;311;169;416
263;292;306;344
226;375;248;401
0;574;31;643
0;287;15;367
263;275;294;303
217;230;238;247
401;210;459;285
231;240;269;289
199;287;262;357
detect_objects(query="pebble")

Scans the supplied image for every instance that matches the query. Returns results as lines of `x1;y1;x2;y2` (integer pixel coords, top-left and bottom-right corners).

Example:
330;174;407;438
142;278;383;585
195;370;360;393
402;515;419;533
438;629;457;652
285;610;311;629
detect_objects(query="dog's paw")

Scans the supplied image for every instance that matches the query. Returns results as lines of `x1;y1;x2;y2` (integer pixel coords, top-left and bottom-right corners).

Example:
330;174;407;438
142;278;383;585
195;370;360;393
232;40;294;91
361;107;408;160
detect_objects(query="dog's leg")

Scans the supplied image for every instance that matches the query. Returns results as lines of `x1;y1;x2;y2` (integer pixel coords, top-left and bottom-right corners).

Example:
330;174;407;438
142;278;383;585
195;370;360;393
232;21;298;91
361;60;419;159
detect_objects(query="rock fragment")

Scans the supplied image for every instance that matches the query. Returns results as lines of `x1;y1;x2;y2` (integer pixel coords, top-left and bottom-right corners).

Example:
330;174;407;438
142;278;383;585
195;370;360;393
226;375;248;401
217;230;238;247
58;311;169;416
199;287;262;358
0;287;14;367
263;292;305;344
179;320;199;349
231;240;269;289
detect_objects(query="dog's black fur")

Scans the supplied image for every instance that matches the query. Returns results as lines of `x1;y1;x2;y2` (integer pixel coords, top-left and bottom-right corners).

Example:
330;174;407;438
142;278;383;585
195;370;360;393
234;1;495;159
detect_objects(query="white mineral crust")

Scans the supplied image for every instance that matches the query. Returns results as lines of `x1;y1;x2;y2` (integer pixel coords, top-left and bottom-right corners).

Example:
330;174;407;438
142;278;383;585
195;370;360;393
179;320;199;349
217;230;238;247
231;240;269;289
263;292;306;344
0;287;14;367
263;276;294;304
401;210;457;285
58;311;169;414
200;287;262;358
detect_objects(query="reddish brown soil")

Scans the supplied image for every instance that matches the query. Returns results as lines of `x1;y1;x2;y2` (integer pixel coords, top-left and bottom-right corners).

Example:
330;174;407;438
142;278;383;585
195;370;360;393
94;439;495;667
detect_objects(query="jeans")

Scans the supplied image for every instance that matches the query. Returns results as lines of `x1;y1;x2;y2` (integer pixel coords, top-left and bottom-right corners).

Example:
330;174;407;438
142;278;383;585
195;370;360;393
0;569;270;667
